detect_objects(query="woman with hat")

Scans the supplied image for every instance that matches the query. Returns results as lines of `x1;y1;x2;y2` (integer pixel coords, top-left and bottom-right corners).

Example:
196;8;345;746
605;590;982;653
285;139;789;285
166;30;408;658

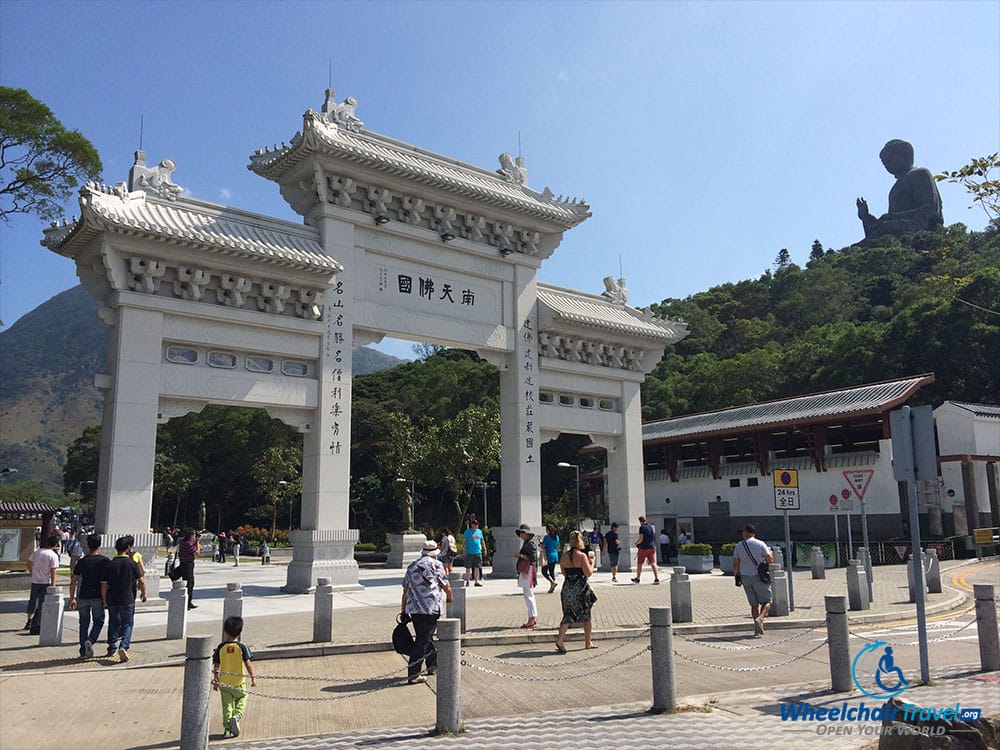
514;524;538;629
401;539;452;684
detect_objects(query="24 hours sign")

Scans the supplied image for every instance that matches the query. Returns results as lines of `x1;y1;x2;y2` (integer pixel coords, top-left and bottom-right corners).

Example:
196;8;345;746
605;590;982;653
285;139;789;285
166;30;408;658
773;469;800;510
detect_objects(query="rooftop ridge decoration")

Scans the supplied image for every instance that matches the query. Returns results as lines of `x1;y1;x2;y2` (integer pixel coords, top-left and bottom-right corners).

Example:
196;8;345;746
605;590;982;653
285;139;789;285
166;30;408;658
128;150;183;200
320;88;363;132
248;91;591;230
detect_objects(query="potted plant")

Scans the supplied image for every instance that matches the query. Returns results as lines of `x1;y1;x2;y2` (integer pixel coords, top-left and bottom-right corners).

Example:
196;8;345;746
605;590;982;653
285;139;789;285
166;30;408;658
719;542;736;575
678;542;714;574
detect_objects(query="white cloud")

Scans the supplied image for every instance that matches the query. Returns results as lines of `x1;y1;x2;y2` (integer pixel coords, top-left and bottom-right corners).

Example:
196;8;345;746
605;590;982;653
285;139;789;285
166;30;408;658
556;69;570;83
219;188;232;202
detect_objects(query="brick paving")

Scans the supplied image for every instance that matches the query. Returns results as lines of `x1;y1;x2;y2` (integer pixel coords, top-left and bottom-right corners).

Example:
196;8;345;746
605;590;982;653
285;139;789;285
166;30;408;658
0;557;997;749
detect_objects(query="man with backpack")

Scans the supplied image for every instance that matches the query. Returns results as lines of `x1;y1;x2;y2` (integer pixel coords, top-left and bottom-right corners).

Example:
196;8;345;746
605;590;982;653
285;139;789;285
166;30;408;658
733;523;774;637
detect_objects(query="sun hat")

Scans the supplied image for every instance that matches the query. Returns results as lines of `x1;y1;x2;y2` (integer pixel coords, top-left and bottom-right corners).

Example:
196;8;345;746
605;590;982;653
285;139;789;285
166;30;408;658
421;540;440;556
515;524;535;539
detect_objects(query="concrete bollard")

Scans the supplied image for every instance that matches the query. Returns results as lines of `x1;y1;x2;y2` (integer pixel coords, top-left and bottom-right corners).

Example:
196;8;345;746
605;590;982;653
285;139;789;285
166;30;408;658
669;568;692;623
435;618;461;734
313;578;334;643
907;552;928;603
223;582;243;624
180;635;213;750
811;546;826;579
39;585;65;646
772;546;785;569
650;606;676;713
857;547;873;603
925;548;941;594
973;584;999;672
167;579;189;640
825;595;851;692
770;569;789;617
446;572;466;633
846;560;870;611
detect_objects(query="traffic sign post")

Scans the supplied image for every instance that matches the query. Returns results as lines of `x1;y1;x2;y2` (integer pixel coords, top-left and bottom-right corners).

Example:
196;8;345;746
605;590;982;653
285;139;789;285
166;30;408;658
844;469;876;602
890;405;934;684
773;470;798;611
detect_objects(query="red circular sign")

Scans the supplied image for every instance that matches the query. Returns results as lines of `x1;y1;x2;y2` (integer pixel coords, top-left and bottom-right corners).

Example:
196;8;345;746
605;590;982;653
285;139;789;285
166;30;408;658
829;494;838;506
842;488;851;500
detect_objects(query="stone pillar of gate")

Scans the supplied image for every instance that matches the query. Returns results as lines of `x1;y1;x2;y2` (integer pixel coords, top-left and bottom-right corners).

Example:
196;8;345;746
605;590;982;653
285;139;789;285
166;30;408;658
494;264;542;578
284;209;359;593
95;304;162;538
602;379;646;573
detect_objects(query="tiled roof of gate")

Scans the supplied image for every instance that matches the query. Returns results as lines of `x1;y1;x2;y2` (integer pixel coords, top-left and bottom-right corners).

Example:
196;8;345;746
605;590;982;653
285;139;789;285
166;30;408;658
537;284;688;342
643;374;935;442
249;111;591;227
42;184;341;276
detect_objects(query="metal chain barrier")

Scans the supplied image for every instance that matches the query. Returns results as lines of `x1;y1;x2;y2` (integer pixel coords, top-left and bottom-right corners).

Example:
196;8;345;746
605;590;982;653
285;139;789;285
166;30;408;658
461;628;651;667
673;638;829;672
461;643;651;681
850;616;979;646
676;625;821;651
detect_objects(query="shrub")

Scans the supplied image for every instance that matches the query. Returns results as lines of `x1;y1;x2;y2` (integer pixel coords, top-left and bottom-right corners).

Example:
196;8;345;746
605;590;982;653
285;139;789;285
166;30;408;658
680;543;712;556
720;542;736;555
354;543;377;552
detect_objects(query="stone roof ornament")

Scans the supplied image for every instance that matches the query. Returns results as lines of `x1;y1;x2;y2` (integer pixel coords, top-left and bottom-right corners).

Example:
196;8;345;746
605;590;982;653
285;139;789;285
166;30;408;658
321;88;363;132
497;152;528;185
128;150;183;201
601;276;629;305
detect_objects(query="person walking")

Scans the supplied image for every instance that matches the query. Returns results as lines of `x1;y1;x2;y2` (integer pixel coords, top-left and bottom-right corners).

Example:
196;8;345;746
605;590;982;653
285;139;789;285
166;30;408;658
604;522;621;582
462;519;485;587
231;531;241;567
733;523;774;637
101;536;146;662
514;524;538;629
169;528;200;609
632;516;660;584
25;534;60;632
438;528;457;575
540;524;561;593
212;616;257;738
658;528;670;565
555;530;597;653
68;533;110;658
400;540;452;684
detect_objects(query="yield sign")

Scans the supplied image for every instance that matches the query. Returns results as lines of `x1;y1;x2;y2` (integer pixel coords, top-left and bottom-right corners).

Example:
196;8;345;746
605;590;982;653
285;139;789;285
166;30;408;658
843;469;875;501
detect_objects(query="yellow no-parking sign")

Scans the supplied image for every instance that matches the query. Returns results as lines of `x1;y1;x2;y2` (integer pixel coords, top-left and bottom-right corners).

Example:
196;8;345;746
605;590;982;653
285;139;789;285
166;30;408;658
773;468;800;510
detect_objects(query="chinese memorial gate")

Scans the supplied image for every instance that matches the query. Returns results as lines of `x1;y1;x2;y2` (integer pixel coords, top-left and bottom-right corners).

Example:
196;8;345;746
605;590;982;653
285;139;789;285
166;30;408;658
42;89;687;592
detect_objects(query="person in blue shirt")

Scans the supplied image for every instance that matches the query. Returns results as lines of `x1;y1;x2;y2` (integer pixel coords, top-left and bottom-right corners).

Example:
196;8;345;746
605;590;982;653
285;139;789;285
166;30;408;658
462;520;484;587
540;523;561;593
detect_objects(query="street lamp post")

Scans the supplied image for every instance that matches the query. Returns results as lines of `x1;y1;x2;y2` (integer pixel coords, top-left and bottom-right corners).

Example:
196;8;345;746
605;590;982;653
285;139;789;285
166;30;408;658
557;462;581;528
476;481;496;527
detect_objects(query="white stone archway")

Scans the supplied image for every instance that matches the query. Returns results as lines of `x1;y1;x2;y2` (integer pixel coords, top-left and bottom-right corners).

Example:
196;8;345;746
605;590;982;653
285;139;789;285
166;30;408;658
44;89;686;592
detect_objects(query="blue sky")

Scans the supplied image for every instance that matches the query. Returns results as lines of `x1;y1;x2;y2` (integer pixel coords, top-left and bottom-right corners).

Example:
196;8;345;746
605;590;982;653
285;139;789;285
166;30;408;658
2;1;997;360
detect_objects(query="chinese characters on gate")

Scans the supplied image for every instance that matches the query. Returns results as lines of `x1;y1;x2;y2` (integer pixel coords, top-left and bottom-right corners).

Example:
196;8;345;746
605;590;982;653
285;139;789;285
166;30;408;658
521;316;536;465
325;280;346;456
377;267;476;308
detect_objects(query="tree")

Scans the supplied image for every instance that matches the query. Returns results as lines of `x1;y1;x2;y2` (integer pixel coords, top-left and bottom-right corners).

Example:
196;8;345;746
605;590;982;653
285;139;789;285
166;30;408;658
936;154;999;223
63;425;101;508
250;446;301;541
774;248;791;268
809;239;825;262
0;87;102;222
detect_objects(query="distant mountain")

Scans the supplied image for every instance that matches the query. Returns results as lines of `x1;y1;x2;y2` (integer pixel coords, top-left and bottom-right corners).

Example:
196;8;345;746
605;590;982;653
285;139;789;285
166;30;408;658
0;285;406;491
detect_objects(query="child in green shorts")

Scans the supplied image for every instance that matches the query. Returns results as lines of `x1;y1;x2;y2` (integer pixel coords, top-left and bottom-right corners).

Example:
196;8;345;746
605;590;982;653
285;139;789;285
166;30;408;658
212;616;257;738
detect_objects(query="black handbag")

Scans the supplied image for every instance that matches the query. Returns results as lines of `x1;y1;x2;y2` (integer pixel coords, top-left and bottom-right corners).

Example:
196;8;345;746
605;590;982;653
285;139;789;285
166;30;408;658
392;612;415;655
742;540;771;584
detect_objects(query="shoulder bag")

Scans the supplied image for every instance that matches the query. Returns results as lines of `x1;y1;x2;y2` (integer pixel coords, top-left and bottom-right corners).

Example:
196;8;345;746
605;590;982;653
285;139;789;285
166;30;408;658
742;540;771;584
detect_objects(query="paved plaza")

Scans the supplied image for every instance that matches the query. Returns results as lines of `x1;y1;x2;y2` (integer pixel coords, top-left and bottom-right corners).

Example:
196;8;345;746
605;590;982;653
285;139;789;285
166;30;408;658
0;557;997;749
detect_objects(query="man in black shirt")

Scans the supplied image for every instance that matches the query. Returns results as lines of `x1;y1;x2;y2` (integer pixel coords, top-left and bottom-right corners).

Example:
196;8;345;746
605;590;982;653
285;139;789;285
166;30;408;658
604;522;621;582
101;536;146;662
68;534;110;658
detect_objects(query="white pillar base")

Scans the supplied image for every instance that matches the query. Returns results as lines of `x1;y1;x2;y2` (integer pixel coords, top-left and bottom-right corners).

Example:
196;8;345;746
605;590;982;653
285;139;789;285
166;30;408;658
386;533;428;569
491;527;520;578
282;529;361;593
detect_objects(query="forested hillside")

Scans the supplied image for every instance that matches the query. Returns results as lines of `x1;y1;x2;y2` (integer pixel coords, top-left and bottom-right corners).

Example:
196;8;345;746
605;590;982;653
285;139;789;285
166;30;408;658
641;225;1000;419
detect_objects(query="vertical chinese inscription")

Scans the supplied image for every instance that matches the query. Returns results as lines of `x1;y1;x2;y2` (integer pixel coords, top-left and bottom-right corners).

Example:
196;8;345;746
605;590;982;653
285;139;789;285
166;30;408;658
521;315;537;465
325;280;346;456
